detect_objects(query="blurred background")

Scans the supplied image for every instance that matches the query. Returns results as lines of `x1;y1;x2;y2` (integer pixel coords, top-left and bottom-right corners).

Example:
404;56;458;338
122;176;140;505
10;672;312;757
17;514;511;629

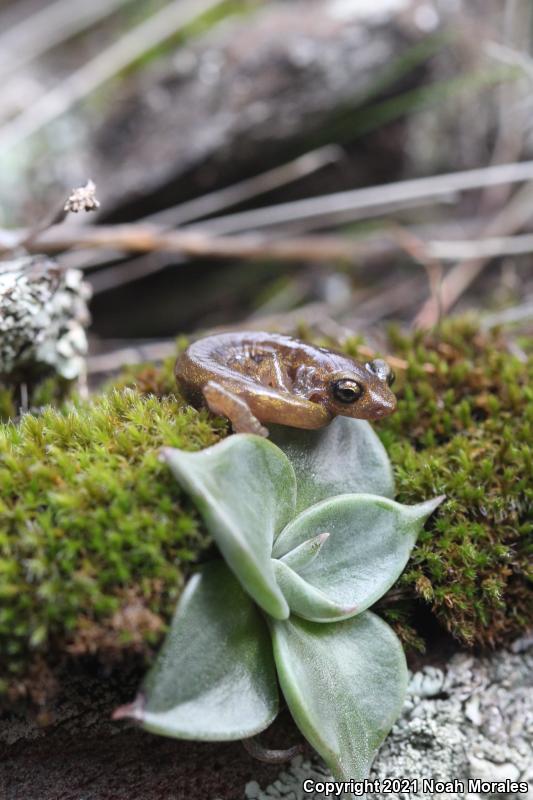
1;0;533;374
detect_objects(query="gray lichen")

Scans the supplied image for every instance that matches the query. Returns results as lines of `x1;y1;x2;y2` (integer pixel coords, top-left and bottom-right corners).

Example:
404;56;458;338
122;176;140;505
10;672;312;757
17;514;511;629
250;638;533;800
0;255;91;382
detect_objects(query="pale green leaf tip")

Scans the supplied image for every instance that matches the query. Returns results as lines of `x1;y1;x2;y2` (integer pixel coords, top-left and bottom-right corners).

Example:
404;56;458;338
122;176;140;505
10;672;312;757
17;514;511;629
159;446;186;465
159;446;171;463
269;596;291;621
412;494;446;521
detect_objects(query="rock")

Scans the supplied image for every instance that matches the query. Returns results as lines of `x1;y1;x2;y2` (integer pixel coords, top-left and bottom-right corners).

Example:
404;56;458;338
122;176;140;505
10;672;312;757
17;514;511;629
467;756;521;784
86;0;439;220
0;256;91;383
2;640;530;800
256;637;533;800
246;780;262;798
464;697;482;726
409;665;446;697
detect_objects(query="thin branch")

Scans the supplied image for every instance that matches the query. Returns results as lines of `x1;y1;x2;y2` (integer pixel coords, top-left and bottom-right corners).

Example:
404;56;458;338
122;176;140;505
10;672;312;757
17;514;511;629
9;214;533;276
89;252;184;295
18;180;100;251
481;299;533;328
40;214;491;275
427;232;533;260
180;160;533;235
83;144;343;288
2;224;399;264
0;0;228;153
88;341;177;375
390;226;445;325
53;145;344;275
485;40;533;83
146;145;343;227
415;181;533;327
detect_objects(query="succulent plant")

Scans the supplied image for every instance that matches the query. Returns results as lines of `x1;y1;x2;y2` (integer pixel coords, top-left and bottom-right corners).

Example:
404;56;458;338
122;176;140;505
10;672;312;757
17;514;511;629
116;417;442;783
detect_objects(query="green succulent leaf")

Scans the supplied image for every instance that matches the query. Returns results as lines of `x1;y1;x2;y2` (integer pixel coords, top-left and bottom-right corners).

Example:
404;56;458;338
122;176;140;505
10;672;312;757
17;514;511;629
162;435;296;619
272;558;356;621
271;611;407;781
270;417;395;515
279;531;330;571
117;561;278;740
272;494;443;621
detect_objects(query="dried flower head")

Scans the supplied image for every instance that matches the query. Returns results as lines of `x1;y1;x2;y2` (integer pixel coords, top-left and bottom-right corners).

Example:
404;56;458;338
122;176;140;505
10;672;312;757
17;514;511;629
64;180;100;214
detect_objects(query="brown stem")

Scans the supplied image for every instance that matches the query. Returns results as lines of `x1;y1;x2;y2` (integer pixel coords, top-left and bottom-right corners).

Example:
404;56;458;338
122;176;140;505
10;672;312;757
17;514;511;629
17;180;100;253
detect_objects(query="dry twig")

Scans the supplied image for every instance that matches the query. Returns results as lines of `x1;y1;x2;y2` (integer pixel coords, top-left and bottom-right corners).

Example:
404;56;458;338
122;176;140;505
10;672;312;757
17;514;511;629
146;145;343;228
82;145;343;290
415;181;533;328
183;160;533;234
18;181;100;252
7;217;533;276
1;224;398;264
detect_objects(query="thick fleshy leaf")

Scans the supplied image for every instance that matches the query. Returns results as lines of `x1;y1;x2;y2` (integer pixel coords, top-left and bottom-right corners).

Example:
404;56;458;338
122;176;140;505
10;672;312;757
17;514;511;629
272;559;356;622
279;531;330;571
272;494;443;621
270;417;395;516
117;562;279;740
162;435;296;619
271;611;407;781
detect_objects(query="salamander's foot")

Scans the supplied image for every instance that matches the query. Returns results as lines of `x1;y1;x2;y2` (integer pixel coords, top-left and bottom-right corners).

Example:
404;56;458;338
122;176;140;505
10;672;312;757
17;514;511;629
202;381;269;437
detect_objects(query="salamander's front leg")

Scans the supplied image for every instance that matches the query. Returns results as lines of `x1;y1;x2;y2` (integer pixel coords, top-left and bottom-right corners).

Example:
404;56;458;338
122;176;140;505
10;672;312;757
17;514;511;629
202;381;269;437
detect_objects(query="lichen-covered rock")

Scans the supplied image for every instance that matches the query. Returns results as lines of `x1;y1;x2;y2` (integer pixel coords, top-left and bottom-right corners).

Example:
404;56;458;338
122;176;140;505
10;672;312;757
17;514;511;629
254;637;533;800
0;256;90;382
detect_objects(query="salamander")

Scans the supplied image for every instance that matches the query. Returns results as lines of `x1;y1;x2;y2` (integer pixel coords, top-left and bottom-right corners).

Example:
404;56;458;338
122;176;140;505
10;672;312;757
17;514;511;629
175;331;397;437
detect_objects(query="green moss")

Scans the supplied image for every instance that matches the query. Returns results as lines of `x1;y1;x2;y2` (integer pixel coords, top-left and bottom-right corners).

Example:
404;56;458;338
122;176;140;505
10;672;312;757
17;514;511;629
0;389;226;696
106;351;180;398
0;318;531;700
349;319;532;648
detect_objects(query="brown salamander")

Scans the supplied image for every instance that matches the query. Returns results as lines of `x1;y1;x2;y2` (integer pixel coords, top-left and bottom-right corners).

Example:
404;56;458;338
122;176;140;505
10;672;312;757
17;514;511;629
175;331;397;437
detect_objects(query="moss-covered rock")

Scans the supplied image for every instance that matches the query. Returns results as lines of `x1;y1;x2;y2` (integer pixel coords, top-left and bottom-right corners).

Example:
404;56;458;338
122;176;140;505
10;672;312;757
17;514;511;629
0;390;226;699
0;319;531;701
356;319;532;648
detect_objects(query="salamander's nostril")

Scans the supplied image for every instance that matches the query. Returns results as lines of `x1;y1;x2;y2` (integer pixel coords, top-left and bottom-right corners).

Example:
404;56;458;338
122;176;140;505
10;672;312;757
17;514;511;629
370;388;396;417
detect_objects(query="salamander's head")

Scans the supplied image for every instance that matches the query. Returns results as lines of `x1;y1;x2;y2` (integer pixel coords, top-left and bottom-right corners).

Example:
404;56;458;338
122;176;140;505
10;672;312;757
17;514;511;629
327;358;397;420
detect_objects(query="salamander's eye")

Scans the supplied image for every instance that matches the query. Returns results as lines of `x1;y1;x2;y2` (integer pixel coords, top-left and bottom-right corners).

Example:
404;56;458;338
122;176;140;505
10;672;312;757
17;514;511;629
332;379;364;404
366;359;395;387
